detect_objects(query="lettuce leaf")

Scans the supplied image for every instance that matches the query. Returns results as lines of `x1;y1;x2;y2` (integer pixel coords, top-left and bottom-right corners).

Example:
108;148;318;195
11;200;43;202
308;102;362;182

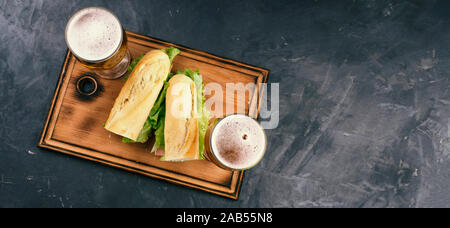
153;110;165;150
122;118;152;143
128;54;145;72
198;107;210;159
151;80;170;149
162;47;181;63
148;77;171;126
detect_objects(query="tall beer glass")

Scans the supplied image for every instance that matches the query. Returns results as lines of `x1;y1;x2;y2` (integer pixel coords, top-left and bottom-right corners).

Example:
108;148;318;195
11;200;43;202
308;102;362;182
65;7;130;79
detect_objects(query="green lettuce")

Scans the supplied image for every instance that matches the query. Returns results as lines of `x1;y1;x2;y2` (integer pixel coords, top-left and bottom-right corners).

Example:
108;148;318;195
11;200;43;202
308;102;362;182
151;80;171;150
198;106;210;159
162;47;181;62
122;119;152;143
128;54;145;72
154;109;166;149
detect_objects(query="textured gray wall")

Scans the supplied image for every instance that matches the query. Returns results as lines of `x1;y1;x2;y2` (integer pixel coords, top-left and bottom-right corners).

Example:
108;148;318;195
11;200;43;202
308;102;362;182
1;0;450;207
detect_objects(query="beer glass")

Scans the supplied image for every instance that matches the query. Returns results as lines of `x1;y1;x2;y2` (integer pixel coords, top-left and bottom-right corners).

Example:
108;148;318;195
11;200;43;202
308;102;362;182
65;7;130;79
204;114;267;170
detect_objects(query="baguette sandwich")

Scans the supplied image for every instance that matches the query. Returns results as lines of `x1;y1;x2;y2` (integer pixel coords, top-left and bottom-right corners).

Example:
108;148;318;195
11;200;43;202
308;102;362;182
163;74;200;161
104;47;180;142
152;69;210;161
104;47;209;161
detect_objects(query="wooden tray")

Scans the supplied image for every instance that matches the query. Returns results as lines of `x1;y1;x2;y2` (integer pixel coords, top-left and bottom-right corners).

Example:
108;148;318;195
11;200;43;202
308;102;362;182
38;31;269;199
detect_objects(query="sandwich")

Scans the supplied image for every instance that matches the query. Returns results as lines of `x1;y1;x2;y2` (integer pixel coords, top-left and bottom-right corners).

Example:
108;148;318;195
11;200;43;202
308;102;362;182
163;74;200;161
104;47;180;142
104;46;210;161
153;69;210;161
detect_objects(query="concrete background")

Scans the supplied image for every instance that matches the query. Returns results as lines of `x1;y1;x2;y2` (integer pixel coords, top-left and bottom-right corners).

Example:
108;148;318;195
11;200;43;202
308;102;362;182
1;0;450;207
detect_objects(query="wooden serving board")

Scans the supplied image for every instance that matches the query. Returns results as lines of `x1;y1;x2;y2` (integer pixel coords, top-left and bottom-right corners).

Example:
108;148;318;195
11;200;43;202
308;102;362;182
38;31;269;199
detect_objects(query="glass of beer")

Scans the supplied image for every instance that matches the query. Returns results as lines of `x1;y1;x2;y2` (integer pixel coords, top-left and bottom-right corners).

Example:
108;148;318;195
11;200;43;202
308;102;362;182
204;114;267;170
65;7;130;79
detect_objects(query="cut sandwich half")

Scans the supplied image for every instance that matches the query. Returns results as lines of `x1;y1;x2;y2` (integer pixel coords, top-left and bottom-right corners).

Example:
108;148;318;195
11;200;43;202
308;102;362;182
164;74;200;161
104;47;180;141
153;69;210;161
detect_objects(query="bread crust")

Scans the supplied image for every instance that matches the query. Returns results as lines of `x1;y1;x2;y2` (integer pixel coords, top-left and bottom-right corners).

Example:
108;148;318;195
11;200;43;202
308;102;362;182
164;74;199;161
104;50;171;140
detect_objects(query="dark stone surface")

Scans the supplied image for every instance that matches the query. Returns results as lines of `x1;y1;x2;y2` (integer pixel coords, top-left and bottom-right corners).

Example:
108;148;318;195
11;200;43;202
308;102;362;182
1;0;450;208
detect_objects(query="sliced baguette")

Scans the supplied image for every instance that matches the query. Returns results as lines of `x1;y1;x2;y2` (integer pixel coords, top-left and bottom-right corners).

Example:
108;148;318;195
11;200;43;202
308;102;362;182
105;50;170;140
164;74;199;161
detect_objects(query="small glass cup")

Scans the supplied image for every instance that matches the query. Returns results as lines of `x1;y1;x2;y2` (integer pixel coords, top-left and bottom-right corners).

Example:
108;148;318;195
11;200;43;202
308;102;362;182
65;7;130;79
204;114;267;171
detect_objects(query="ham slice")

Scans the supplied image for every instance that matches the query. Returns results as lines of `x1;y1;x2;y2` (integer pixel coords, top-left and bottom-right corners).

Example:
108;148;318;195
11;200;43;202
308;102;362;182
155;148;165;157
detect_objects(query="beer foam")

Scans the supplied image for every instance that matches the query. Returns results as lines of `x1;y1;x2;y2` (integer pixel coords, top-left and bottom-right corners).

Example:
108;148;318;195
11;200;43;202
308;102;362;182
211;115;266;169
66;7;122;61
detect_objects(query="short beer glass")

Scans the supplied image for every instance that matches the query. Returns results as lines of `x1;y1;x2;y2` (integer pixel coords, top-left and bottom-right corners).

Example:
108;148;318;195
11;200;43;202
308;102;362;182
204;114;267;170
65;7;130;79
